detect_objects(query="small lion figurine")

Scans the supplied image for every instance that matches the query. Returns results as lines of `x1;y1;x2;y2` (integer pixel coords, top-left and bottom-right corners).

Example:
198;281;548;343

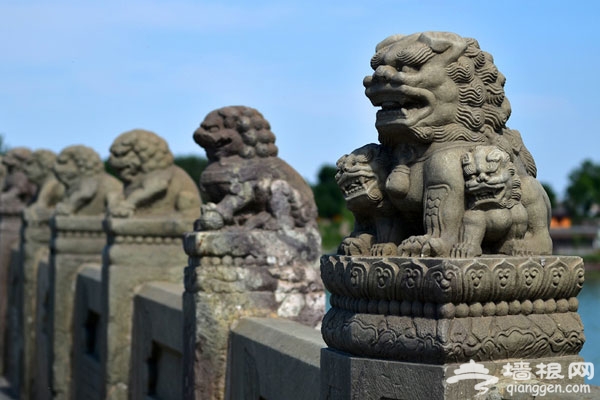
108;129;201;219
193;106;318;231
452;145;552;257
23;149;65;222
53;145;123;216
335;143;403;256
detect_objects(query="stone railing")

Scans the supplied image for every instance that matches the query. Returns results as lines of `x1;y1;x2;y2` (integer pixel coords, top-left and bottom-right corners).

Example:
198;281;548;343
0;63;596;400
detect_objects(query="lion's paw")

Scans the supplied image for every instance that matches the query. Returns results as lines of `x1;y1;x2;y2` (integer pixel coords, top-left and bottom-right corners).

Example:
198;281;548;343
55;202;74;216
370;242;398;256
110;201;135;218
398;235;429;257
338;235;373;256
399;236;450;257
450;242;482;258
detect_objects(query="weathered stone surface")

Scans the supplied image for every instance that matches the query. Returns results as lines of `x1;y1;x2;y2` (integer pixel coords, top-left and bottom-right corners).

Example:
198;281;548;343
53;145;122;216
100;129;200;400
101;218;190;400
2;246;22;390
193;106;317;233
14;149;65;398
49;216;106;400
23;149;65;223
321;349;587;400
183;106;325;400
71;264;103;400
108;129;201;219
321;255;585;363
0;148;37;215
45;146;121;400
227;317;324;400
338;31;551;258
0;148;36;384
321;31;586;400
130;282;183;400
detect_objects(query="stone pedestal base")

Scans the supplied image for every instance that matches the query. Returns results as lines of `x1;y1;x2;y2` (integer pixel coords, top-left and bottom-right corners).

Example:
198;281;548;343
183;229;324;400
49;216;106;400
320;348;585;400
100;217;192;400
0;214;22;376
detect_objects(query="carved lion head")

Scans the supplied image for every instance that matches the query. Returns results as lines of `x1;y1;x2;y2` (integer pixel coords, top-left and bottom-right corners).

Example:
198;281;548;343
2;147;32;172
194;106;278;162
109;129;174;184
24;149;57;185
462;145;521;210
364;31;511;146
54;145;104;188
335;144;391;212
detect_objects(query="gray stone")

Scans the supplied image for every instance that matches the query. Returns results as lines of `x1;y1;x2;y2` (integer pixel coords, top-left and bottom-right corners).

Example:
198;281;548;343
108;129;201;219
49;216;106;400
321;31;586;400
321;349;587;400
53;145;122;216
45;144;122;400
15;149;65;398
227;317;324;400
338;31;551;258
0;148;36;378
183;106;325;400
130;282;183;400
100;129;201;400
71;264;103;400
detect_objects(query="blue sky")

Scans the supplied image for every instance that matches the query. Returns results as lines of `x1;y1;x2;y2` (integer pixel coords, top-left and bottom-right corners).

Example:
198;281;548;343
1;1;599;197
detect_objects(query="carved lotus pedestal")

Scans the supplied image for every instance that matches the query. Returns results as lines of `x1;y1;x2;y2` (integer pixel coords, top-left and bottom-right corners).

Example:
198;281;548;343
320;255;586;400
183;229;324;400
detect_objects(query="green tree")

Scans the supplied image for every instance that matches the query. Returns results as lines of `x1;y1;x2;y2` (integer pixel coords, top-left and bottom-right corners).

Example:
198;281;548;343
564;159;600;221
0;133;9;155
173;154;207;187
541;182;557;210
312;165;345;218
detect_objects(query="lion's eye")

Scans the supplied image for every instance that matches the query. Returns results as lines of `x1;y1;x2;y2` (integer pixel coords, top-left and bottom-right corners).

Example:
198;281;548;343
209;126;219;133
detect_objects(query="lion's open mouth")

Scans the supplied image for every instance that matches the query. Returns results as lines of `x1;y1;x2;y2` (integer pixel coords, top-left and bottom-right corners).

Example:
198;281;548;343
377;99;427;121
468;185;506;206
342;177;367;197
368;85;434;127
337;173;377;201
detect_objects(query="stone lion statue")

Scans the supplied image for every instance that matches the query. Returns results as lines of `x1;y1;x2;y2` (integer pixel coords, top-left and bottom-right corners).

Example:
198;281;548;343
53;145;123;216
335;144;403;256
23;149;65;221
0;147;38;214
193;106;318;231
356;31;551;257
108;129;201;219
450;146;526;257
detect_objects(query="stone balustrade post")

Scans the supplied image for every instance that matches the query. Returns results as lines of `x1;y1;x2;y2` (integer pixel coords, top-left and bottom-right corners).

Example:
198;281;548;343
47;216;106;400
99;129;201;400
0;147;37;396
319;31;588;399
183;106;325;400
